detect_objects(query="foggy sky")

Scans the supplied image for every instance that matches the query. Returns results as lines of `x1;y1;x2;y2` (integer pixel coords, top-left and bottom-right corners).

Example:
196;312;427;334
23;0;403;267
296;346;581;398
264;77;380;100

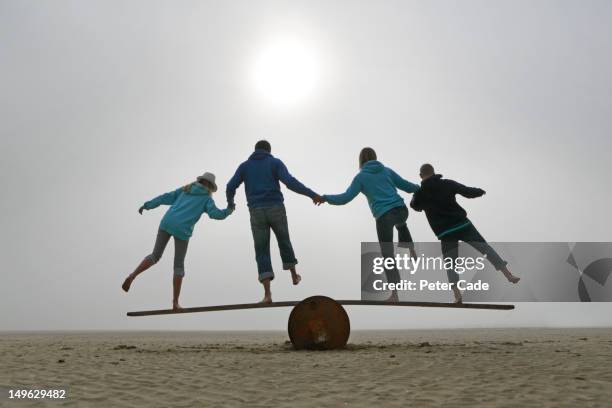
1;0;611;330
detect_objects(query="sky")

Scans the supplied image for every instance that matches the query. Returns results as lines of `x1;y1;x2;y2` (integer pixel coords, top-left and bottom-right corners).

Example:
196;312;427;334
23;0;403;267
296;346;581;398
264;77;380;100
1;0;611;330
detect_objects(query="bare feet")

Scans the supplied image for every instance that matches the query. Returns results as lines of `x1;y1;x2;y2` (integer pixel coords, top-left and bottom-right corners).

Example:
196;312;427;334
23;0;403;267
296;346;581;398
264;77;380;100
507;275;520;284
452;286;463;303
122;275;134;292
501;267;521;284
172;301;182;311
384;290;399;303
291;273;302;285
259;294;272;304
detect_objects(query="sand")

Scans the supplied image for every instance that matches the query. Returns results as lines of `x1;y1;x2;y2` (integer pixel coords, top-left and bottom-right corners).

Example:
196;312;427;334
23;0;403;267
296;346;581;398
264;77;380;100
1;328;611;407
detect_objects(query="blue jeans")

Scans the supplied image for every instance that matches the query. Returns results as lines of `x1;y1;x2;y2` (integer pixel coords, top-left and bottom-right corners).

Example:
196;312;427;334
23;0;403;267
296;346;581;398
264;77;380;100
249;205;298;282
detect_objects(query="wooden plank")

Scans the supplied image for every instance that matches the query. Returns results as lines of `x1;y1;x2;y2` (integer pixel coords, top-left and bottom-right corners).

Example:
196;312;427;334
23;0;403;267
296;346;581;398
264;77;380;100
127;300;514;316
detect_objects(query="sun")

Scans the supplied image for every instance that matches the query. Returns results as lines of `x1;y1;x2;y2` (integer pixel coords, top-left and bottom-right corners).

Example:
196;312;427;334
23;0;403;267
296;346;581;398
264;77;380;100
251;39;319;109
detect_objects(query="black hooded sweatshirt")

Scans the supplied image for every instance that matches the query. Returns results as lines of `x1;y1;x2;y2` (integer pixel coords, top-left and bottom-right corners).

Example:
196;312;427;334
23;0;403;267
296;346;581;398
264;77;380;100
410;174;485;238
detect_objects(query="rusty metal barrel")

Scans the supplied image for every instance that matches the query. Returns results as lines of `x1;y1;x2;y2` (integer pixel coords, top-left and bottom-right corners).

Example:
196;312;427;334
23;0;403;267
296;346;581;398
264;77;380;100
287;296;350;350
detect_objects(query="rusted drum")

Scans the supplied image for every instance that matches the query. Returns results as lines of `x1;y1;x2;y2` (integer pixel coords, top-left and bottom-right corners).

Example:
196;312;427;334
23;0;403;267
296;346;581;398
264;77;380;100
288;296;350;350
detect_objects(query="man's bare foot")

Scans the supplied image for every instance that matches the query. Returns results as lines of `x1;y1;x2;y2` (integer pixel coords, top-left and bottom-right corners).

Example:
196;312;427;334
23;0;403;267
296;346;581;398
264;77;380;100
259;294;272;304
172;301;182;311
291;273;301;285
122;276;134;292
501;268;521;284
452;286;463;303
506;275;520;284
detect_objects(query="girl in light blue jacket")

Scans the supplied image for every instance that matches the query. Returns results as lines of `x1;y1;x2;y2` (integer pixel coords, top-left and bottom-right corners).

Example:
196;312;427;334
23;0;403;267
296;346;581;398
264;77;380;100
322;148;419;302
122;172;233;310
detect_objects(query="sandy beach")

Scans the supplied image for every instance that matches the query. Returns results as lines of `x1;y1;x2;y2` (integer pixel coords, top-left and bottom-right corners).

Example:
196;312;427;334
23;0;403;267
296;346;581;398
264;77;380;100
1;328;611;407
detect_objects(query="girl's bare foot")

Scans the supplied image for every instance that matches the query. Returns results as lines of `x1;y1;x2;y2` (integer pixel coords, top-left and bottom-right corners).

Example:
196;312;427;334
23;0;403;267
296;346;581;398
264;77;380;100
172;301;182;311
291;273;301;285
384;291;399;303
122;276;134;292
259;295;272;304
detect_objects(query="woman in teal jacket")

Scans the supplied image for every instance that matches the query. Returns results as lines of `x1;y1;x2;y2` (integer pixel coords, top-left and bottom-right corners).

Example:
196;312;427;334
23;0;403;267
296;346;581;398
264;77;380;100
122;172;233;310
322;148;419;302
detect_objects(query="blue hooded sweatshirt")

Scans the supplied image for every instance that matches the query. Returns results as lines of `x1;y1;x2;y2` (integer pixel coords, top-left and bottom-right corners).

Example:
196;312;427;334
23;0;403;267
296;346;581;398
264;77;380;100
323;160;420;219
143;182;232;240
226;149;317;208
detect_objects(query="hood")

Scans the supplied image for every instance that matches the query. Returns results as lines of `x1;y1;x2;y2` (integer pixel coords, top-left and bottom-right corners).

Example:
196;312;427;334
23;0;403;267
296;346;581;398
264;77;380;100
361;160;385;174
249;149;272;160
186;182;210;196
422;174;443;185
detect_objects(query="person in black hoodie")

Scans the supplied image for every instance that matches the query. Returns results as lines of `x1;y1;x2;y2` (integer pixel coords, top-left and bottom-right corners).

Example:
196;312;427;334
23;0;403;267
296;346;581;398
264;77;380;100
410;163;520;303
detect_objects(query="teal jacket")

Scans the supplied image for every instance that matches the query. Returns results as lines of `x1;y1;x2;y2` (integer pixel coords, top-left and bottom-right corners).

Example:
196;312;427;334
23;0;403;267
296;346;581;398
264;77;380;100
323;160;420;219
143;182;232;240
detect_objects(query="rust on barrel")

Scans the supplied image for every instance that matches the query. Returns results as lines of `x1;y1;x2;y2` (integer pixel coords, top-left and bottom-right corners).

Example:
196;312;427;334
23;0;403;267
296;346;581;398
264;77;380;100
287;296;351;350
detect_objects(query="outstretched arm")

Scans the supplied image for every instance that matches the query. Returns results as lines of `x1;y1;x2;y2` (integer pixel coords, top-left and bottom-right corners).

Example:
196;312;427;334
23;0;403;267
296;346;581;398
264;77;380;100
323;177;361;205
205;198;233;220
388;168;420;194
226;164;244;208
275;160;318;199
143;188;182;210
410;191;424;212
451;180;485;198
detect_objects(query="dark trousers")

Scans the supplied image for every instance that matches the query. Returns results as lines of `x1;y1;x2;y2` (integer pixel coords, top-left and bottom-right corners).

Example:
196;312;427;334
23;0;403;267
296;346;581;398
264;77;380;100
376;205;414;284
249;205;297;282
440;223;507;284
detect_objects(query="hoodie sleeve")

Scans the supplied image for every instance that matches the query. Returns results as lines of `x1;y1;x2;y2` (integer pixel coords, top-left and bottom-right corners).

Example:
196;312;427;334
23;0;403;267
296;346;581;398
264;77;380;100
225;163;244;207
275;159;318;199
388;168;420;194
205;197;233;220
409;191;424;212
450;180;485;198
143;188;182;210
323;176;361;205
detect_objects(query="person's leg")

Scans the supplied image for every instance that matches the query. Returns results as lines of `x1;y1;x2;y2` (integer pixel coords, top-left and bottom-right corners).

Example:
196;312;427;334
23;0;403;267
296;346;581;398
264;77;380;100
122;229;171;292
460;224;520;283
376;209;400;302
171;236;189;310
394;206;417;259
268;205;301;285
441;238;462;303
250;208;274;303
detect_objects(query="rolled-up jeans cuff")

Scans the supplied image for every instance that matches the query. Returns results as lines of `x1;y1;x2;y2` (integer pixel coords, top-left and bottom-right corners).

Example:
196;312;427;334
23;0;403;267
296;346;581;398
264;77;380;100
258;271;274;282
282;261;298;270
174;267;185;277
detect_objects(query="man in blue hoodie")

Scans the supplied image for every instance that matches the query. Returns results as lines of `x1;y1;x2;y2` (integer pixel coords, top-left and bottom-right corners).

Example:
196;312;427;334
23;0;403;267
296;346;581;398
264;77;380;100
226;140;322;303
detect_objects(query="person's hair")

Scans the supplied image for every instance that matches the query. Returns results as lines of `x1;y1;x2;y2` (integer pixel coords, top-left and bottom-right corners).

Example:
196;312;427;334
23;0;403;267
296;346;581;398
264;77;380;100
359;147;377;168
199;179;215;192
255;140;271;152
183;180;215;193
420;163;435;177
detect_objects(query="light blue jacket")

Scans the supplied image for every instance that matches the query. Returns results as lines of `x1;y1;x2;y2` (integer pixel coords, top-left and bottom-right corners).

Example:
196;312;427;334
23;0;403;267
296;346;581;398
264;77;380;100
143;182;232;240
323;160;420;219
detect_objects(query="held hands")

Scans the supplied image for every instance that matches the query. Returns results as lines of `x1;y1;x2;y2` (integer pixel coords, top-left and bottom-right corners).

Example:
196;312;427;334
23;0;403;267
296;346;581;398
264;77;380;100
312;195;326;206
